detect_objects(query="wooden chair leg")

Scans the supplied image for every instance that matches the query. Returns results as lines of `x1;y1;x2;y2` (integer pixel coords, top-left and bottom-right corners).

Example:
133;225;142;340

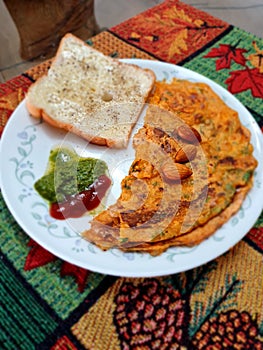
4;0;100;60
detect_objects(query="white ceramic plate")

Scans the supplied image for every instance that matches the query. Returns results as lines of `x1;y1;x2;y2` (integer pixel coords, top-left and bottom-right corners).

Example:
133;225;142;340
1;60;263;277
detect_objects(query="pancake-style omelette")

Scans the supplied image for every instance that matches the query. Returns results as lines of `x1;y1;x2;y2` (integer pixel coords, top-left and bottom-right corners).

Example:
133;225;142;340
82;78;258;255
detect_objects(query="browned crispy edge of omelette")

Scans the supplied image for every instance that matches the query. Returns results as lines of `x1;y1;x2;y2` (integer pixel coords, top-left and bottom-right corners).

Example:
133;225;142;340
85;180;252;255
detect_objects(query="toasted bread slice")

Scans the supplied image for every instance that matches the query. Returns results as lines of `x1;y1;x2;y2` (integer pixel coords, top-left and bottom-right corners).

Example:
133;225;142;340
26;33;155;148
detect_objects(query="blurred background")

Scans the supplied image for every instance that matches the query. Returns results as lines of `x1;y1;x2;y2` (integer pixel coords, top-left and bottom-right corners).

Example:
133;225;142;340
1;0;262;82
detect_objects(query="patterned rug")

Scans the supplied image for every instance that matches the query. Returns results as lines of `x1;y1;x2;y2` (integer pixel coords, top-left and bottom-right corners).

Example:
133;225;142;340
0;1;262;349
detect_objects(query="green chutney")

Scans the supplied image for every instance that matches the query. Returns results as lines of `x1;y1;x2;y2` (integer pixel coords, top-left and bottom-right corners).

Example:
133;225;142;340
34;146;108;203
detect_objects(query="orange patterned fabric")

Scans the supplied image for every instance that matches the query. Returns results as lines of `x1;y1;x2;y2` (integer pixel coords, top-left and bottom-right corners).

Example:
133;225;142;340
89;31;156;60
110;0;230;64
24;58;53;81
0;75;31;136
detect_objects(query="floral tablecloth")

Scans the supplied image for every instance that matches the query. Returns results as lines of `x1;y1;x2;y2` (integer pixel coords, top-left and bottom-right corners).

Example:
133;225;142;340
0;1;262;349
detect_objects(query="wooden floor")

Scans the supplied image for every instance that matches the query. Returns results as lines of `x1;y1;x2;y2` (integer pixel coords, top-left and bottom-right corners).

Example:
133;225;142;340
1;0;262;82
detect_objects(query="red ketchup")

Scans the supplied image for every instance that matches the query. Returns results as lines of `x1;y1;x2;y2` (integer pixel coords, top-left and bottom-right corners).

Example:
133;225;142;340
50;175;111;220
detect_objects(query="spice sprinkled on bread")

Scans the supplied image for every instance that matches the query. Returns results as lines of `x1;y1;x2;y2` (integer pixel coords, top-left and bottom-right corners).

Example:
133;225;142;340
26;33;156;148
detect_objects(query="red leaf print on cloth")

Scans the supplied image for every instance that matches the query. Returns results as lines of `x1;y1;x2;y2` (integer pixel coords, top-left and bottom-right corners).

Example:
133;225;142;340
247;227;263;252
225;67;263;98
24;239;89;292
61;262;89;293
24;239;57;270
51;335;78;350
204;44;247;70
